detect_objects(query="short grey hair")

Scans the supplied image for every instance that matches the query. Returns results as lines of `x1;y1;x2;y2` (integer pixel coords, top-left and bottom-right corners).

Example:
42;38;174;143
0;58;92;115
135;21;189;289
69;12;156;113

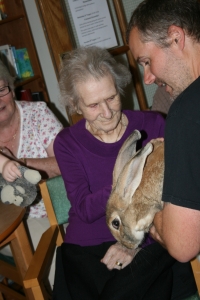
0;59;15;90
59;46;132;115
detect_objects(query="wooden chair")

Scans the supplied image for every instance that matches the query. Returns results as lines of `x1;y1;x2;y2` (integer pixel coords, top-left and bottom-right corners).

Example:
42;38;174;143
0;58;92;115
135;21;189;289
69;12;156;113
191;258;200;295
23;175;200;299
23;176;71;300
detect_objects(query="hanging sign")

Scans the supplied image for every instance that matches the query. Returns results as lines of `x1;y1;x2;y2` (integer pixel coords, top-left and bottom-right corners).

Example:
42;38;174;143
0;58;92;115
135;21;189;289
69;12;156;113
68;0;118;49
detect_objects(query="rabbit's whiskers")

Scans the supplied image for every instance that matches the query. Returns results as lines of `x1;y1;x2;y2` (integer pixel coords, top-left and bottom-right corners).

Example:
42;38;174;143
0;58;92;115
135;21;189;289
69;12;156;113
135;248;155;266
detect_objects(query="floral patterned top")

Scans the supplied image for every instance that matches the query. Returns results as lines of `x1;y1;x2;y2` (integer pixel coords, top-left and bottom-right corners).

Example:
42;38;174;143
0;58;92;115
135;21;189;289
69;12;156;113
16;101;63;219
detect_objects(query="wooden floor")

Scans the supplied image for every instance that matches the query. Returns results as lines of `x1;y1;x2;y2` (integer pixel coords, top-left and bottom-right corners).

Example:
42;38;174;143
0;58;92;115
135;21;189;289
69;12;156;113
0;280;24;300
3;296;17;300
1;278;52;300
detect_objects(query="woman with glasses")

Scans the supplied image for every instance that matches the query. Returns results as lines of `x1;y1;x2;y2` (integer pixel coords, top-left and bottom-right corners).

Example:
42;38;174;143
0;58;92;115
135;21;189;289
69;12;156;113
0;59;63;286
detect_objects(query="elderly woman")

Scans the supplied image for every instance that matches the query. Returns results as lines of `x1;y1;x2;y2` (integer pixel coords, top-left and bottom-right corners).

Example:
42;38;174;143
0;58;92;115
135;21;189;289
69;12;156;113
0;60;63;286
54;46;197;300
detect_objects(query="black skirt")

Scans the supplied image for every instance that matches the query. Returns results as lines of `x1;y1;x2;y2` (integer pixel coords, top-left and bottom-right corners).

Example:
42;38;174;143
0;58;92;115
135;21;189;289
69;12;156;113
56;241;176;300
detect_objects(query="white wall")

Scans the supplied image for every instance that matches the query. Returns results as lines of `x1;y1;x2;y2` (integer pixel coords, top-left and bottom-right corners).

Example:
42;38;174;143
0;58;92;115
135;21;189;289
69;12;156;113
23;1;69;126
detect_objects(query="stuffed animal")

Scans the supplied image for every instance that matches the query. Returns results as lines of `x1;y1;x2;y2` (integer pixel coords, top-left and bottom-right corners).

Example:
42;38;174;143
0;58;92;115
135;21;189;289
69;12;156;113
0;165;42;207
106;129;164;249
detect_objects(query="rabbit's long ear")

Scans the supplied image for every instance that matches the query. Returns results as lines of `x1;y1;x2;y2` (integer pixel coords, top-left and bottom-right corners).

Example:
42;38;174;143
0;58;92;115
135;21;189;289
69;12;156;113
115;142;153;202
113;130;141;185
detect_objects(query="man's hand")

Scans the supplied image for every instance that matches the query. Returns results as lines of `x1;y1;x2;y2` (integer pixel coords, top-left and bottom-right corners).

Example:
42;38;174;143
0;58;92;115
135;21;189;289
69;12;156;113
150;210;166;248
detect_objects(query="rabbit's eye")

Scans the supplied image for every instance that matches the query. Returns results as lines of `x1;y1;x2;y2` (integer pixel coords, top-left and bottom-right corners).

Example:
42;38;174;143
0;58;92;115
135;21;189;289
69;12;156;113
112;219;120;230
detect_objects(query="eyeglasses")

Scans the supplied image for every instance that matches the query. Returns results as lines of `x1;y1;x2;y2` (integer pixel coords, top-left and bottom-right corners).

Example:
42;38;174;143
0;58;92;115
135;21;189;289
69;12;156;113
0;86;11;97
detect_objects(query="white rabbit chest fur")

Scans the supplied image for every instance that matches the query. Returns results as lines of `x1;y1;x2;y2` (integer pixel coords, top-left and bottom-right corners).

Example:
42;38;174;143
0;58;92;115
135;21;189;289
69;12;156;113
106;130;164;249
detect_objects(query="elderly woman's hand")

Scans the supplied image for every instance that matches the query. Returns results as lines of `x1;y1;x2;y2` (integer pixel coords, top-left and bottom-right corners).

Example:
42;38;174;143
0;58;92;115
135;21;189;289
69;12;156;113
100;242;140;270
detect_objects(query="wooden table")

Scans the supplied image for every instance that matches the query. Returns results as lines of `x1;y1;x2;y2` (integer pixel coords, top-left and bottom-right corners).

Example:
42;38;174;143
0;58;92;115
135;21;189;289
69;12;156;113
0;202;25;243
0;202;34;300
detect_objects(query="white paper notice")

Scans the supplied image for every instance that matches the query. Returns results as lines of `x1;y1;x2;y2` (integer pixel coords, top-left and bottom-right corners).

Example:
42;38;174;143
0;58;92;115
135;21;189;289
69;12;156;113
68;0;118;49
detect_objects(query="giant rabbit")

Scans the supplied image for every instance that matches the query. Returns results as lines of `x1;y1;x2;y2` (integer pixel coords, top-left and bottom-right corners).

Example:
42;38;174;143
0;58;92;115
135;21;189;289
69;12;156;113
106;130;164;249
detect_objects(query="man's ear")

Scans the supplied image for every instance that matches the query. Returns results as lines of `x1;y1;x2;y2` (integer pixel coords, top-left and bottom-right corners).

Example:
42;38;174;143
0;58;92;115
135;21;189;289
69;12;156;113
168;25;185;50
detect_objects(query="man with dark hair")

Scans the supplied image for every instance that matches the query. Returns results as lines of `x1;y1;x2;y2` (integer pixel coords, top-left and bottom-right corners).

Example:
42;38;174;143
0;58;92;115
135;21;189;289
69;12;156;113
127;0;200;263
126;2;200;299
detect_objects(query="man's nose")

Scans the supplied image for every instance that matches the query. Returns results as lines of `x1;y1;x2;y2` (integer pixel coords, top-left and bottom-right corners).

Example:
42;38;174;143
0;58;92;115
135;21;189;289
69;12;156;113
143;69;156;85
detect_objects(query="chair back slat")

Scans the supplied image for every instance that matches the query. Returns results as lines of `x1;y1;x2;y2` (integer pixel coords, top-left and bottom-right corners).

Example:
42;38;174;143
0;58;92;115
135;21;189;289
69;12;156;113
45;176;71;225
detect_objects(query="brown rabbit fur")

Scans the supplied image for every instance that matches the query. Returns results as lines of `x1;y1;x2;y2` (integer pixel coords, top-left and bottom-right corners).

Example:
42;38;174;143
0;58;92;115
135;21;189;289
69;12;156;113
106;130;164;249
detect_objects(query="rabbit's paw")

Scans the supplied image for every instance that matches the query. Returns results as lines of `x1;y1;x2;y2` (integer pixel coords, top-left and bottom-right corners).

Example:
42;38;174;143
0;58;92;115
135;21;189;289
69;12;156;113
135;214;154;232
24;169;41;185
1;185;23;206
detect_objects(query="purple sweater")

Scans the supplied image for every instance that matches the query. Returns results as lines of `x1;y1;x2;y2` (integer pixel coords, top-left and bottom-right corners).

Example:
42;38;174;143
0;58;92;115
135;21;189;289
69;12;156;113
54;110;165;246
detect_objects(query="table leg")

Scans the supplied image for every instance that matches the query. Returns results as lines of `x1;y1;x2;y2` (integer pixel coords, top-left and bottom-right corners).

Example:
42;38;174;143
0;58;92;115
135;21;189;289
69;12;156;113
10;221;34;300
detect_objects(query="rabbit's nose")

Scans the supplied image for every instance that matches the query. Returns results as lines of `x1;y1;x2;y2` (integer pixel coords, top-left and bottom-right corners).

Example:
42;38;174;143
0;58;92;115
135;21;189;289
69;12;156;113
112;218;120;230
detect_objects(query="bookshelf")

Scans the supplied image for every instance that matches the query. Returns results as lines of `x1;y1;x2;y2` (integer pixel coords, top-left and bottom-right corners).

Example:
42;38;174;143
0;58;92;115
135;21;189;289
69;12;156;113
0;0;49;103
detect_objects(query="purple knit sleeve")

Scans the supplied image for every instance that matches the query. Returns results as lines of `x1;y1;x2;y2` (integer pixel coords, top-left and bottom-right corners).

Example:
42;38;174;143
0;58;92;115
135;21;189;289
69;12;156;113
54;131;112;224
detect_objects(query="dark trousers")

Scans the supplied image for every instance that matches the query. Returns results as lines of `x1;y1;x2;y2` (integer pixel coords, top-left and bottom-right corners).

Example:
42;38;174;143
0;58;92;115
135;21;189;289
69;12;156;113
59;242;175;300
171;261;197;300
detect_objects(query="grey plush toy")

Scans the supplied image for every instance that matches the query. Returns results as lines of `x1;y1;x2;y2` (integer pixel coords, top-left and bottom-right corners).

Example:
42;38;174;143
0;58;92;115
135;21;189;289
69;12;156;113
0;165;41;207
